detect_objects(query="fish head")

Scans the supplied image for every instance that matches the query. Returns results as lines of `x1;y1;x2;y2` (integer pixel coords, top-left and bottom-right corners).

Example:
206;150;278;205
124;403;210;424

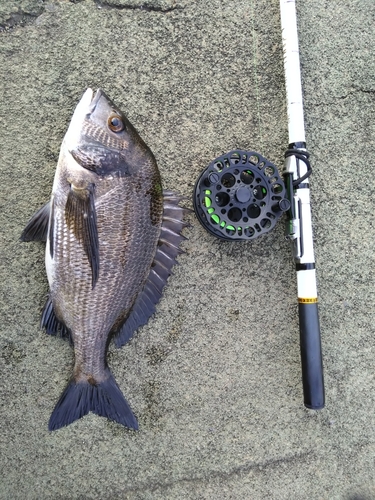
66;88;155;178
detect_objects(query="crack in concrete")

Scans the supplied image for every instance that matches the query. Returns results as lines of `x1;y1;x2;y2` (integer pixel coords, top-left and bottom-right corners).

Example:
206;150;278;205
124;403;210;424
0;8;44;32
307;86;375;108
0;0;183;32
338;87;375;100
115;450;313;494
94;0;183;13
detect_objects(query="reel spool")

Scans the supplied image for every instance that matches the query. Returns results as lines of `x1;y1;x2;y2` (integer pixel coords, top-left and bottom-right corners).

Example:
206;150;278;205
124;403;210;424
193;150;290;241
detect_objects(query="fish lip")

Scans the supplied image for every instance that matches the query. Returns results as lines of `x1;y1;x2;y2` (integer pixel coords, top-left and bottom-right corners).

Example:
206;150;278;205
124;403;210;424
64;88;94;150
88;89;103;114
79;88;94;109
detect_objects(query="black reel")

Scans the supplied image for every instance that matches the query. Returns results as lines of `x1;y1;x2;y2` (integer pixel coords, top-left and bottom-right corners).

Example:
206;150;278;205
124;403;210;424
193;150;290;241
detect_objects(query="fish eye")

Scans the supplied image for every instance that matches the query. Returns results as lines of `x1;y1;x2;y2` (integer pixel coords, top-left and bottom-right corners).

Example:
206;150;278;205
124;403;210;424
108;114;125;132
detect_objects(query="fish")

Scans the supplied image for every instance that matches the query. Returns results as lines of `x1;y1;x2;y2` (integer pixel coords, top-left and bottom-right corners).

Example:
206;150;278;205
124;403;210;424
21;88;187;431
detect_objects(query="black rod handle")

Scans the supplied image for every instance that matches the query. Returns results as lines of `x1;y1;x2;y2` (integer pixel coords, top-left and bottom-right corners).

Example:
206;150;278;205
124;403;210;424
298;301;325;409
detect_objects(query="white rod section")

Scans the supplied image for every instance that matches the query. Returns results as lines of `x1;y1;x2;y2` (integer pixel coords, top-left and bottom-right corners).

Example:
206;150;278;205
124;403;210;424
280;0;305;144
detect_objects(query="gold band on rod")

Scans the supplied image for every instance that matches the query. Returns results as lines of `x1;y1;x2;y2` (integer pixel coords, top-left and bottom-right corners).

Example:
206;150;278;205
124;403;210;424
298;297;318;304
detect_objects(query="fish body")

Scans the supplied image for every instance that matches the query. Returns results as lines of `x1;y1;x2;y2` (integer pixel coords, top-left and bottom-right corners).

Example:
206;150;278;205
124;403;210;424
22;89;186;430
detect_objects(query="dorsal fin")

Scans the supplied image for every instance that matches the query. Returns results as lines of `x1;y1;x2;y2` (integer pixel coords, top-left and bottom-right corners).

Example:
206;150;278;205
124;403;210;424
114;191;189;348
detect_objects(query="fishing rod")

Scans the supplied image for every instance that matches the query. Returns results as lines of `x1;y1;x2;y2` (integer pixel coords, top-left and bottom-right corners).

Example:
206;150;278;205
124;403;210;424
280;0;324;409
192;1;324;409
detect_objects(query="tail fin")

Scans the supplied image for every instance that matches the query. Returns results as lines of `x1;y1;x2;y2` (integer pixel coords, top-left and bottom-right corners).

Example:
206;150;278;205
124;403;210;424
48;371;138;431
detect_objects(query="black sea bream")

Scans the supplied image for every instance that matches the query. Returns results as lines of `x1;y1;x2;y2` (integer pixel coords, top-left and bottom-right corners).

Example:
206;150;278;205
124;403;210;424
22;89;187;431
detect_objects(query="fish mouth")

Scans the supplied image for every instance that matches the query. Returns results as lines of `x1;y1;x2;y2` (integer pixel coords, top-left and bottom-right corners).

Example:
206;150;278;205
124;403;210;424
80;87;95;110
88;88;115;116
71;88;94;122
88;88;103;114
64;88;95;150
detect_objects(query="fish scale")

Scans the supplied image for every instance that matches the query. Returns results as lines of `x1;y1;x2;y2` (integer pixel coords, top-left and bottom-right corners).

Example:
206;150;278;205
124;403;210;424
21;88;188;430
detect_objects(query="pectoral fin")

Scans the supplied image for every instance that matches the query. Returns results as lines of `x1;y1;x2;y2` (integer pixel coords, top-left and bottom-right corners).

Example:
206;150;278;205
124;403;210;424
20;202;50;242
65;184;99;286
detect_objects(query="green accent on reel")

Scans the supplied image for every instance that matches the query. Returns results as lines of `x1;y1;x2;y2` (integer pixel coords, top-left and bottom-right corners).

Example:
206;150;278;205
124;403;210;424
207;207;215;214
205;190;212;195
226;225;235;231
220;221;225;228
211;214;220;224
204;196;211;207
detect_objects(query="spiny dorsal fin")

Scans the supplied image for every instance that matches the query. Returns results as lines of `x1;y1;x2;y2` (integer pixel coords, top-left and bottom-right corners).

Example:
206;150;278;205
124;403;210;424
114;191;189;348
65;183;99;287
20;202;50;242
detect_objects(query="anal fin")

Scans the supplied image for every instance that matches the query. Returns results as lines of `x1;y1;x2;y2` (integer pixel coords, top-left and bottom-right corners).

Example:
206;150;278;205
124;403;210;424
20;202;50;242
41;297;73;344
114;191;189;348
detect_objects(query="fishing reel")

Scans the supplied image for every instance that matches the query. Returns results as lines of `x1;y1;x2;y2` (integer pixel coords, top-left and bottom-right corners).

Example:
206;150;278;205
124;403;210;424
193;150;290;241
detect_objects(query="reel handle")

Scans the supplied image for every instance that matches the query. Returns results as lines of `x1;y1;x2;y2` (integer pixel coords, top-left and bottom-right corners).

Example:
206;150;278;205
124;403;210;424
299;300;324;409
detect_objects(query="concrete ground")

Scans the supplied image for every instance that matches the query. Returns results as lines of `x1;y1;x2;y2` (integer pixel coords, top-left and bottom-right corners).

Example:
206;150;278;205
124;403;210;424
1;0;374;498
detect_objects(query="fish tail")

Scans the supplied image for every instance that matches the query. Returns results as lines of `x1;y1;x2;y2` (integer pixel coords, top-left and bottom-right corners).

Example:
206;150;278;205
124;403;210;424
48;371;138;431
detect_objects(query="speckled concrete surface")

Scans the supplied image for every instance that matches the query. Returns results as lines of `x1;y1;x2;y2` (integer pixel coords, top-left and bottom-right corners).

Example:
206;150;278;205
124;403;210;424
1;1;375;499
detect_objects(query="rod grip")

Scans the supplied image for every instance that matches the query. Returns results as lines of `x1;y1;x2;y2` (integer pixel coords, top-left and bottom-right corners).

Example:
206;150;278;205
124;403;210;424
298;301;325;409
